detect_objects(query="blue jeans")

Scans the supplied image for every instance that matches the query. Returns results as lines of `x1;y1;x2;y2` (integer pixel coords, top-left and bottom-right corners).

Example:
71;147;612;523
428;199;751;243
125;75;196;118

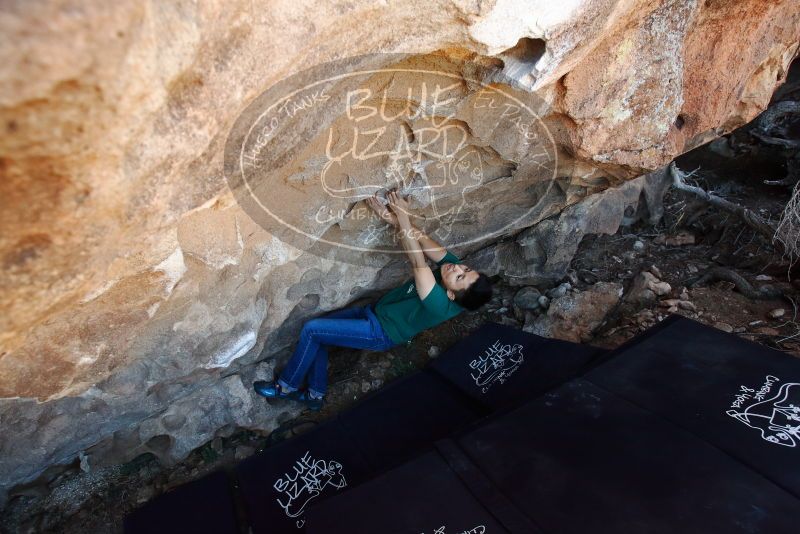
278;305;397;397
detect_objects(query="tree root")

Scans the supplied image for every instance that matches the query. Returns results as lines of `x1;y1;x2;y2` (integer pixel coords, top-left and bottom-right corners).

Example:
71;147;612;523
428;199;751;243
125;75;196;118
687;267;783;299
669;163;779;247
750;130;800;150
753;100;800;145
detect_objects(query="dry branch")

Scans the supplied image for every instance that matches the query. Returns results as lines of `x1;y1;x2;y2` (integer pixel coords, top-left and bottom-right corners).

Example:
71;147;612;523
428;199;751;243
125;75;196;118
668;162;778;245
750;130;800;149
775;180;800;262
687;266;782;299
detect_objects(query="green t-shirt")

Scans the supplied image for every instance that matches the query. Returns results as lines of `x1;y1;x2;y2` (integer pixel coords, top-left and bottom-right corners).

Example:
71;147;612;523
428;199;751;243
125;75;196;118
374;251;464;344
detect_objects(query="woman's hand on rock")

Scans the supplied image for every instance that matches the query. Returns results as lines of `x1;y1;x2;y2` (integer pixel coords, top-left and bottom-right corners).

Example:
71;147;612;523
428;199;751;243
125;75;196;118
387;190;411;223
367;193;398;227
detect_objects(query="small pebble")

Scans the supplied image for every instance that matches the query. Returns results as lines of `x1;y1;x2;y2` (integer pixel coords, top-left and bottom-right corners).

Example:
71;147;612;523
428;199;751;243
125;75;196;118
755;274;773;281
538;295;550;309
649;265;663;279
79;452;90;473
427;345;440;358
547;282;571;299
768;308;785;319
137;487;155;504
513;287;541;310
633;240;645;252
713;321;734;333
648;281;672;296
235;445;256;461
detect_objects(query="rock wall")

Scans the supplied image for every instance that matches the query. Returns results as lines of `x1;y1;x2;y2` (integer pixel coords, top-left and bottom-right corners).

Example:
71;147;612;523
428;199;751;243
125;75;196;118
0;0;798;500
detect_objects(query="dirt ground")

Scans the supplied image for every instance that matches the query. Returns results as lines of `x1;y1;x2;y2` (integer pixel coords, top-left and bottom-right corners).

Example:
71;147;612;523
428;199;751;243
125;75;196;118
3;141;800;533
585;141;800;355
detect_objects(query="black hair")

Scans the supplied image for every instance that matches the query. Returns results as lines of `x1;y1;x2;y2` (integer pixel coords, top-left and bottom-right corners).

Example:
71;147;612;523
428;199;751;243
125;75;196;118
453;272;493;311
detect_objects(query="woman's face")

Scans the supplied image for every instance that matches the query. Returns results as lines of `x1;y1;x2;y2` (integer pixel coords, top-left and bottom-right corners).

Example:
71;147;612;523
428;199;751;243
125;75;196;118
441;262;479;292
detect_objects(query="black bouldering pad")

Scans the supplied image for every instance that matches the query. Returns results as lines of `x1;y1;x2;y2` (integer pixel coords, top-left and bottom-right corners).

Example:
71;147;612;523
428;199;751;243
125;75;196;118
456;379;799;534
305;451;509;534
339;370;481;471
235;418;371;533
586;315;800;498
123;470;239;534
430;322;604;410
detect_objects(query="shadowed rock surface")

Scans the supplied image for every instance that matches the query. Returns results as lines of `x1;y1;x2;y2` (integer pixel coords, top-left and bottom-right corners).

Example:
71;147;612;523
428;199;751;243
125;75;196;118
0;0;798;503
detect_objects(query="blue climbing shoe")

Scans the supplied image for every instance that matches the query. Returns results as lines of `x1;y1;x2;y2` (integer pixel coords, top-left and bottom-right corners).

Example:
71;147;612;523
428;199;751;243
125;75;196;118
253;380;296;399
253;381;323;411
296;391;324;412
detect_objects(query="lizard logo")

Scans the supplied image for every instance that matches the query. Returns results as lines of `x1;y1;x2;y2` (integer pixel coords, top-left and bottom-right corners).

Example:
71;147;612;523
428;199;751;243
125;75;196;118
224;53;557;265
727;375;800;448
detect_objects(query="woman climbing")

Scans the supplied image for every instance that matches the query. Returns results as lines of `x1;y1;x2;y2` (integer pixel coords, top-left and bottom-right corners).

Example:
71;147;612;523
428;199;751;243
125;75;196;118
253;191;493;410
